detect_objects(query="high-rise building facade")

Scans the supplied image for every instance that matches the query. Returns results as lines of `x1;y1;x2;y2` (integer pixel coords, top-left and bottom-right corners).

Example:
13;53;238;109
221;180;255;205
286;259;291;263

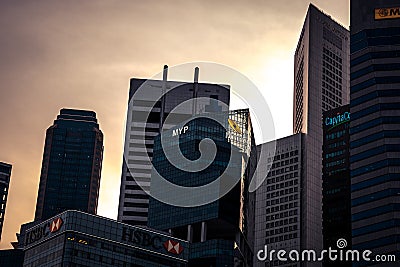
118;69;230;226
254;134;303;267
148;110;255;266
0;162;12;239
322;105;351;267
293;3;350;253
34;109;103;221
350;0;400;265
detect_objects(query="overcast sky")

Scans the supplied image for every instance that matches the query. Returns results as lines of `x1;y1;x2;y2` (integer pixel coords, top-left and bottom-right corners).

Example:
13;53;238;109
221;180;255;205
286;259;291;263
0;0;349;249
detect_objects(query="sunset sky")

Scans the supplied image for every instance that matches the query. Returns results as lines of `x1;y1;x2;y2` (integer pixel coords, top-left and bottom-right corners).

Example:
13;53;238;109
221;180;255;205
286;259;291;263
0;0;349;249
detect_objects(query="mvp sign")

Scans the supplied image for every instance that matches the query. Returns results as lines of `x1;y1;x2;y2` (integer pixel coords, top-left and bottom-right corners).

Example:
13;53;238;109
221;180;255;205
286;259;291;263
375;7;400;20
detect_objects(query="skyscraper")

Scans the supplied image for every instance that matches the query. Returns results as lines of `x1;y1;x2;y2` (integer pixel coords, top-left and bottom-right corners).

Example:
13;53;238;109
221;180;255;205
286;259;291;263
350;0;400;264
322;105;351;267
293;3;350;253
254;134;303;267
0;162;12;239
148;109;255;266
118;67;230;226
34;109;103;221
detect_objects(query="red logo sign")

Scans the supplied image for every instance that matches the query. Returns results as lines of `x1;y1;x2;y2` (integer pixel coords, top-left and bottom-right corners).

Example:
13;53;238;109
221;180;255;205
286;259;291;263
49;218;63;233
163;240;184;255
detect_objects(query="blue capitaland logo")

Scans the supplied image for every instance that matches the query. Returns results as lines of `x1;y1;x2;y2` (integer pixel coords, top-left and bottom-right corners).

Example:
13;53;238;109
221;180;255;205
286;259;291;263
325;112;350;130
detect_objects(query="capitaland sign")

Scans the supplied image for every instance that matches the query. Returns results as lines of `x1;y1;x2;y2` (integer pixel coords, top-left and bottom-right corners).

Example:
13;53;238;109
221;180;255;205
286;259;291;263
375;7;400;20
25;217;63;246
121;227;184;255
325;112;350;129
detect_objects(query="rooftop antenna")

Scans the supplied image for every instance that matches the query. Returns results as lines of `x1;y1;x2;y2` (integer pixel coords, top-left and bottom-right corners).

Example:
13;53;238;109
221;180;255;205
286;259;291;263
192;67;199;116
159;65;168;131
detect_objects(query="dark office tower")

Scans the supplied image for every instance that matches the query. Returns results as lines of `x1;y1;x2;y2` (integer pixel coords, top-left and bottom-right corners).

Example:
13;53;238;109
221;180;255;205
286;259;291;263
148;109;255;266
322;105;351;267
118;68;230;226
293;4;350;254
0;162;12;239
254;134;304;267
350;0;400;264
34;109;103;221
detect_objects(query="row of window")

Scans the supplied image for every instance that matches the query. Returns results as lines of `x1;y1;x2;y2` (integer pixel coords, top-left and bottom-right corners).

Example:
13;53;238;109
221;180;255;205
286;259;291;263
351;63;400;80
268;165;299;177
351;103;400;121
350;145;400;164
353;234;400;251
323;67;342;83
265;216;298;228
351;49;400;67
323;47;343;65
325;149;346;159
266;224;298;237
65;234;185;266
352;188;400;207
351;173;400;193
351;76;400;93
322;94;341;109
351;35;400;54
323;60;342;76
265;232;298;245
324;167;347;176
268;150;299;163
350;89;400;108
325;159;345;168
323;73;341;91
351;27;400;43
266;172;299;185
323;28;343;50
265;194;299;209
351;116;400;135
322;81;342;98
352;203;400;222
266;179;299;192
325;130;346;140
266;187;299;199
353;219;400;237
270;157;299;169
125;184;150;192
266;202;299;214
266;209;298;221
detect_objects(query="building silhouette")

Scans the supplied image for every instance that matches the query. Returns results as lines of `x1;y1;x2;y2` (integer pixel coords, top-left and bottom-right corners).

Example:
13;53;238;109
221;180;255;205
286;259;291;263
118;66;230;226
322;105;351;267
254;134;304;267
293;3;350;258
350;0;400;265
34;109;103;221
18;210;188;266
148;110;256;266
0;162;12;240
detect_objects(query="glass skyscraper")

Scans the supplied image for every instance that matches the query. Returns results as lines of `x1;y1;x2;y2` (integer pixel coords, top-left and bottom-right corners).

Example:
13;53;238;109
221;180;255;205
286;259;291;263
293;3;350;256
148;109;255;267
118;70;230;226
0;162;12;240
322;105;351;267
34;109;104;221
350;0;400;265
